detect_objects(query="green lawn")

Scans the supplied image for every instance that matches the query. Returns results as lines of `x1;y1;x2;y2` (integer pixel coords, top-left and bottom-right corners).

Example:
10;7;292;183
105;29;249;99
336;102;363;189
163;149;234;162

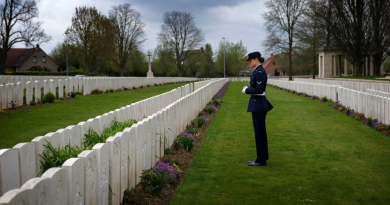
170;82;390;205
0;83;188;149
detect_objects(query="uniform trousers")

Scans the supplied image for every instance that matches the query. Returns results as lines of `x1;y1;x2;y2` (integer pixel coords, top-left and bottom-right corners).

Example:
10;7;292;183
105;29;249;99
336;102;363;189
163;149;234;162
251;112;269;162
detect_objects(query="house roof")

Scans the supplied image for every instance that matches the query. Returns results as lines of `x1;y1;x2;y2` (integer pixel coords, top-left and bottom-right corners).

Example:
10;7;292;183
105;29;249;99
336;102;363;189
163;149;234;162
263;55;276;69
6;48;37;68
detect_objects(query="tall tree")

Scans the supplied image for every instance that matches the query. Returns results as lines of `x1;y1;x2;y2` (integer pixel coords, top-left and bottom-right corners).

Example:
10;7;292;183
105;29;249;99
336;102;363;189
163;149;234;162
110;3;146;76
158;11;204;76
264;0;307;80
201;43;215;77
153;44;178;76
65;6;115;74
216;40;247;77
0;0;51;74
369;0;390;75
327;0;372;76
296;0;326;79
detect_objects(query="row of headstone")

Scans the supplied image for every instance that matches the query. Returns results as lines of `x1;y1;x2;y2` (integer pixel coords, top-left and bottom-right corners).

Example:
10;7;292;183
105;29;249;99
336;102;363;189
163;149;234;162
230;77;250;82
0;80;209;198
0;78;228;205
0;77;197;110
268;79;390;125
338;87;390;124
268;79;339;102
367;89;390;98
292;78;390;93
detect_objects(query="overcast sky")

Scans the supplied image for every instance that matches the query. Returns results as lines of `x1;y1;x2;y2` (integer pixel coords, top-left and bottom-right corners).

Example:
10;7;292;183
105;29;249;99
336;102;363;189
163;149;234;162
36;0;270;59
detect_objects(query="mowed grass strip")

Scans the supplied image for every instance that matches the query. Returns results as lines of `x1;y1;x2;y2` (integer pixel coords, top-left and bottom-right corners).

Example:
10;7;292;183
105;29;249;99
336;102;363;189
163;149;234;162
170;82;390;205
0;82;188;149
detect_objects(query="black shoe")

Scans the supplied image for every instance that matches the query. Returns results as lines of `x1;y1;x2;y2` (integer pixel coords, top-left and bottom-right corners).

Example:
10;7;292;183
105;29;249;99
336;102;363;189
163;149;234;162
248;161;266;166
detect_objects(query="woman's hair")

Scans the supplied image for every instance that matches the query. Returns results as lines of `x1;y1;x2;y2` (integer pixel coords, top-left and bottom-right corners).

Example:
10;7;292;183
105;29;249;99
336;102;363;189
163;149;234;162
256;57;265;64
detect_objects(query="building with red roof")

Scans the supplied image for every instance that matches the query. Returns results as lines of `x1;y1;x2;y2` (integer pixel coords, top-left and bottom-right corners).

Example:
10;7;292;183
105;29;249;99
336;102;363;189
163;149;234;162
5;45;58;73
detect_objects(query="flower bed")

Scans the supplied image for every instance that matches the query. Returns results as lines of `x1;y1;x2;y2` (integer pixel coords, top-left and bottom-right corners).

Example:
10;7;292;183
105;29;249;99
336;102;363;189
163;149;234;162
122;81;231;205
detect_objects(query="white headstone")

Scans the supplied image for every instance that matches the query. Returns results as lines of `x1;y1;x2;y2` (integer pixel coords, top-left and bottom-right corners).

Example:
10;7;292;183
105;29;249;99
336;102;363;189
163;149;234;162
78;150;98;205
77;121;90;149
126;127;136;189
21;177;50;205
67;125;80;147
117;131;129;202
62;158;85;205
92;143;109;205
13;143;36;185
87;118;102;135
0;188;31;205
106;136;121;205
41;168;69;205
0;149;20;196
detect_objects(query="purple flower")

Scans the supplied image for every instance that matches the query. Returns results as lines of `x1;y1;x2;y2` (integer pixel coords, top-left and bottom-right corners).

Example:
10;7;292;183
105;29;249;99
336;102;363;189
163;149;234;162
200;115;208;122
333;102;340;109
153;161;177;181
210;105;218;110
372;121;382;128
349;110;355;116
183;130;197;141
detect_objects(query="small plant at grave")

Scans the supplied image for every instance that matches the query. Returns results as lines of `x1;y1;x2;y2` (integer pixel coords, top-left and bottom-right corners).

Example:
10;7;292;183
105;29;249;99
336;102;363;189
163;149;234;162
193;116;206;128
367;118;374;127
337;105;346;112
9;100;17;109
35;97;42;104
83;119;137;149
292;91;296;94
371;120;381;129
164;148;173;155
320;96;328;102
70;92;77;98
124;87;128;90
42;92;55;103
174;131;196;151
109;89;114;93
154;83;157;86
141;161;177;195
186;125;198;135
346;107;351;115
39;141;84;176
333;102;340;109
122;188;147;204
0;110;5;114
91;89;103;95
203;107;215;115
212;99;221;107
161;157;181;166
354;113;365;121
105;90;109;93
140;85;144;89
147;84;150;87
75;92;82;95
132;86;136;90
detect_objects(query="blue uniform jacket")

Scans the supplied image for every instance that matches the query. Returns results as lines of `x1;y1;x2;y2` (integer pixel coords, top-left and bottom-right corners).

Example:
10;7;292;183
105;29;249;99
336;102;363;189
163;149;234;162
245;64;273;113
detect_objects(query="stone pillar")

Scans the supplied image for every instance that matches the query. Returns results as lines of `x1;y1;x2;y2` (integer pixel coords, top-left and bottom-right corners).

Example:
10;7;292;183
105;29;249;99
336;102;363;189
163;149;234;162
344;58;348;76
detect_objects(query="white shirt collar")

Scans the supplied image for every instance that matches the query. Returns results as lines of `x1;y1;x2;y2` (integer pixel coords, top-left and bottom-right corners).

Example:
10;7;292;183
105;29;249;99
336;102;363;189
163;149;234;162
253;64;261;70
